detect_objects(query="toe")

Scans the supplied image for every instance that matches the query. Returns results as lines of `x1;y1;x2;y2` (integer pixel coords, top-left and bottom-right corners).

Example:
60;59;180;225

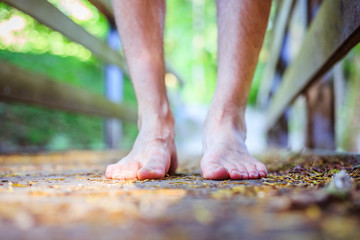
137;168;165;180
229;169;243;180
105;164;116;179
232;164;249;180
137;159;167;180
201;162;230;180
245;163;259;179
256;162;267;178
112;161;140;180
223;161;247;180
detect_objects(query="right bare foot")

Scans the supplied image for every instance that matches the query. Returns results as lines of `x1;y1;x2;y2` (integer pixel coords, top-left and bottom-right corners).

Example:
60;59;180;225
105;112;177;180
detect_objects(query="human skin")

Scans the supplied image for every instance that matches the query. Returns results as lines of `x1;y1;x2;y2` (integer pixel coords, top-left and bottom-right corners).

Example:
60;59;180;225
105;0;271;180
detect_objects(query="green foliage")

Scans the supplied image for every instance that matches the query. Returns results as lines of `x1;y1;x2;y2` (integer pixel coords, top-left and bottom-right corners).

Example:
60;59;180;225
165;0;218;103
164;0;266;105
337;43;360;152
121;75;138;149
0;50;103;93
0;1;139;152
0;0;273;152
0;50;107;152
0;102;105;152
0;2;92;60
47;0;109;39
0;49;138;152
248;62;265;105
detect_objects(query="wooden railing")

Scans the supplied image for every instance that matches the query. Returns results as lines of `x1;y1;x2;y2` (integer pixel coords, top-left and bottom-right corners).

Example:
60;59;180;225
259;0;360;150
0;59;136;122
0;0;183;124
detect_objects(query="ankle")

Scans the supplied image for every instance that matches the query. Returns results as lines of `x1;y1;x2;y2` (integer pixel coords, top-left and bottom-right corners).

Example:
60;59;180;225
203;111;248;152
137;102;175;139
205;106;246;135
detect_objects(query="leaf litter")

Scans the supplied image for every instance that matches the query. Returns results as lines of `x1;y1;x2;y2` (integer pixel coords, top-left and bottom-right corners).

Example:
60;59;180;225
0;151;359;239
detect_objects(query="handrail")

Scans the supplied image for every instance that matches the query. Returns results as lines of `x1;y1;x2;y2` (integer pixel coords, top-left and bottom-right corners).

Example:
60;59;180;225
266;0;360;131
3;0;129;75
257;0;295;108
0;59;137;122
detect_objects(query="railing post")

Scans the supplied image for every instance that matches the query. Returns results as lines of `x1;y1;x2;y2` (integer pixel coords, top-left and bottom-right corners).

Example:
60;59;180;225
266;28;291;148
304;0;336;150
105;26;123;149
305;74;335;149
267;113;289;148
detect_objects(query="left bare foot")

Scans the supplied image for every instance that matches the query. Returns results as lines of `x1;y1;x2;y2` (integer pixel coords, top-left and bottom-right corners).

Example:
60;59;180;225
201;111;267;180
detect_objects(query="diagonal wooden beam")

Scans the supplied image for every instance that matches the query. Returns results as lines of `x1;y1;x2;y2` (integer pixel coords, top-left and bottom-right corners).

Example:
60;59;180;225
257;0;295;107
0;59;137;122
266;0;360;130
3;0;129;75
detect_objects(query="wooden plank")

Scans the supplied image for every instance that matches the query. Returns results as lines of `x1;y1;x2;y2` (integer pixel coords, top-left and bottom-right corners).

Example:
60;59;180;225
257;0;294;107
339;60;360;152
0;59;137;122
305;75;335;149
266;0;360;130
267;114;288;148
333;62;345;147
3;0;128;75
304;0;335;150
259;149;360;164
266;1;306;147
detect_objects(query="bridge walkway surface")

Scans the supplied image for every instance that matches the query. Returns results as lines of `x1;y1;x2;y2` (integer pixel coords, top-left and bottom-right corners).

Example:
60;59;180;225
0;151;359;240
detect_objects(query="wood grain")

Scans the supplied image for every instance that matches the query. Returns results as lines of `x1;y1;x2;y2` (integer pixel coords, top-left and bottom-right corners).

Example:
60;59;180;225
266;0;360;130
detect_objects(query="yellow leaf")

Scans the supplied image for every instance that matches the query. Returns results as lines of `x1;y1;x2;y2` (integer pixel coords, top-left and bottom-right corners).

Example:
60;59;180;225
12;183;27;187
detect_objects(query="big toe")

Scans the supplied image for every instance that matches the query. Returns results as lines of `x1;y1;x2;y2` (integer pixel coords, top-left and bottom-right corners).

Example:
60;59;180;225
112;161;140;180
137;160;167;180
201;161;229;180
105;164;116;179
137;168;165;180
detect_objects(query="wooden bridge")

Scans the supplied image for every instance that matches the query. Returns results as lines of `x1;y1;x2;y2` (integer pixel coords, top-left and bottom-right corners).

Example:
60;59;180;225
0;0;360;239
259;0;360;151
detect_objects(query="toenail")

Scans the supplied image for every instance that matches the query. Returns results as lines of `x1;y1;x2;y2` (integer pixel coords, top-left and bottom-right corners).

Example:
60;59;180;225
141;168;155;174
240;173;248;179
249;172;258;178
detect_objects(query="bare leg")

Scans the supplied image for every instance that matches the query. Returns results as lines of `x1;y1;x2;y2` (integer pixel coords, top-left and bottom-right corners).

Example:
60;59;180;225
201;0;271;179
105;0;177;180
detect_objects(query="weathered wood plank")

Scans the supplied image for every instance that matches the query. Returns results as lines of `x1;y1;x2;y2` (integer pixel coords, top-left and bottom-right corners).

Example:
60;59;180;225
257;0;294;107
305;75;336;149
266;0;360;130
3;0;128;75
0;60;137;122
333;62;345;147
304;0;335;150
267;114;288;148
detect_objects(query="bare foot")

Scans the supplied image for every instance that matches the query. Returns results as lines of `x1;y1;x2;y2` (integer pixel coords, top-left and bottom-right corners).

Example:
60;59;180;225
105;113;177;180
201;111;267;180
